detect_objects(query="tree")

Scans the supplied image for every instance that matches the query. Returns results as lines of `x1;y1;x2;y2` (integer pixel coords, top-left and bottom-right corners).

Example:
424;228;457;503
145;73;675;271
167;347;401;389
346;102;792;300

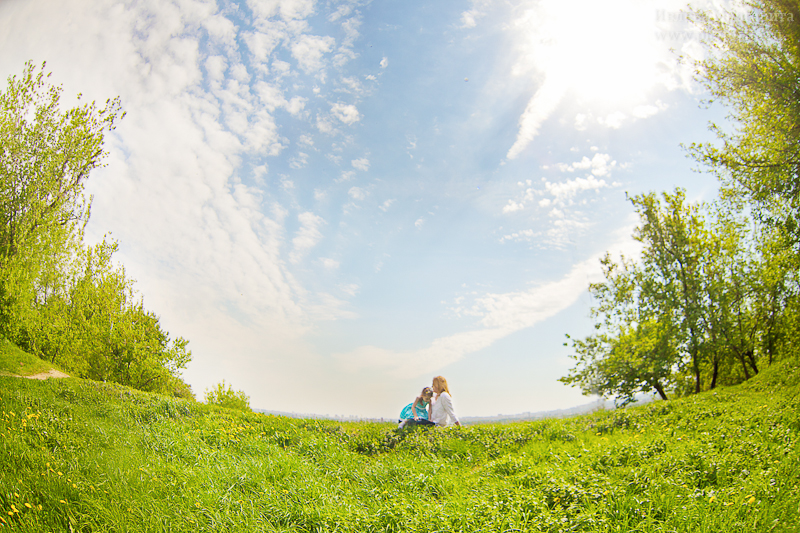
26;238;193;398
560;253;680;405
562;189;769;403
0;61;122;339
205;380;252;412
0;63;193;399
687;0;800;243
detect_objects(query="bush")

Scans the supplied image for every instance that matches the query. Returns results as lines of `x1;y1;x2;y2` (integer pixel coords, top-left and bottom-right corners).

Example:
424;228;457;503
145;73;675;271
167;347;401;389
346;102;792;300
204;380;251;412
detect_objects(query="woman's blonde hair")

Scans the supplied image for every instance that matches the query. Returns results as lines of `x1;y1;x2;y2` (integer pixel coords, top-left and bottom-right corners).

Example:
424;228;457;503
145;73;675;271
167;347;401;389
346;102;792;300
432;376;451;395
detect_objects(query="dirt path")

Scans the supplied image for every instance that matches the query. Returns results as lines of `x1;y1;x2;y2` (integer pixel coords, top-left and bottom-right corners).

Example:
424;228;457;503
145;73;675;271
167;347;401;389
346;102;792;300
25;369;70;380
1;368;70;380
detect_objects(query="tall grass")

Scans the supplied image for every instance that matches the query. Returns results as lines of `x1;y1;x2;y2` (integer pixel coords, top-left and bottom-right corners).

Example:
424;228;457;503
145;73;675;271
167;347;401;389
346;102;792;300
1;359;799;532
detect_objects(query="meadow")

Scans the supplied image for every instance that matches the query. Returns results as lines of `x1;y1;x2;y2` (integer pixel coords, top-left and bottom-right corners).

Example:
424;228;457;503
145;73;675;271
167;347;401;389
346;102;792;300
1;349;799;532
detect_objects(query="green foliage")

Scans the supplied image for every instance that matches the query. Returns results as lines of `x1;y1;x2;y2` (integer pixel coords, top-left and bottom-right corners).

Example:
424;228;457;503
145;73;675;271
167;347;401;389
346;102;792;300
563;189;799;403
1;361;799;532
204;380;251;412
0;61;122;340
0;62;192;398
687;0;800;243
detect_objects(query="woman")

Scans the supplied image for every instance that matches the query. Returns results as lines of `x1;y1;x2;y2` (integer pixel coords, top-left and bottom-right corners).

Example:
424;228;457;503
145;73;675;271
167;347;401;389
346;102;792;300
430;375;461;427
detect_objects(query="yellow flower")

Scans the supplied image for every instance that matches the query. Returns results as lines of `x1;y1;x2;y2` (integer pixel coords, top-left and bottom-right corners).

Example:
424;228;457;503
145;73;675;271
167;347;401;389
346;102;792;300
24;503;31;509
709;496;716;503
747;496;756;504
59;500;66;504
57;472;63;476
13;493;18;498
72;484;77;488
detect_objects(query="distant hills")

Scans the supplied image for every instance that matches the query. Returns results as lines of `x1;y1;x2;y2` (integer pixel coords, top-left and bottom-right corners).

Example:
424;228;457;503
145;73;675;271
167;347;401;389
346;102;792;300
255;395;658;424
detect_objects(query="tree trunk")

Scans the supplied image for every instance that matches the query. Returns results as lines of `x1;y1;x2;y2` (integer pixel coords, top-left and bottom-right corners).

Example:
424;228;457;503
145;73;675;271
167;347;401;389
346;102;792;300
653;381;668;401
746;349;759;375
710;356;719;389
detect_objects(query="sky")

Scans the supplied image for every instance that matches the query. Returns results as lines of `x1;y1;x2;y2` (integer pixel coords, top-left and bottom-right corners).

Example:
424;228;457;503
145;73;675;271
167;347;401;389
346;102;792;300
0;0;730;418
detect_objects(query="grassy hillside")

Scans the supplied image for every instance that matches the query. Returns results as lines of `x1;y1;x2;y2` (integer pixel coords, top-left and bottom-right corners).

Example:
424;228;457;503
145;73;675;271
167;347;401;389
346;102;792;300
1;358;799;532
0;339;61;378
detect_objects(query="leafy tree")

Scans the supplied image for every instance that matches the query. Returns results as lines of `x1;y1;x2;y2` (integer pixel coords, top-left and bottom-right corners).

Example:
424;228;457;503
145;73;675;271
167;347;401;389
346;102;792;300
0;61;122;339
26;238;193;398
687;0;800;243
205;380;252;412
0;63;193;399
563;189;775;402
560;254;680;405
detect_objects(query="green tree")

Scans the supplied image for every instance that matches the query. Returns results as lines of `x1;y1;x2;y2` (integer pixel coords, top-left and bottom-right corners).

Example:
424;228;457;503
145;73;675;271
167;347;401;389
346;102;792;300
205;380;252;412
562;189;774;402
27;238;193;398
560;253;680;405
687;0;800;242
0;61;122;339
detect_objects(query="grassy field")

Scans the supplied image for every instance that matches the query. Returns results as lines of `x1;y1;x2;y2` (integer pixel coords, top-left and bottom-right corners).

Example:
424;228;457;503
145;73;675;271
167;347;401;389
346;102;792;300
1;354;799;532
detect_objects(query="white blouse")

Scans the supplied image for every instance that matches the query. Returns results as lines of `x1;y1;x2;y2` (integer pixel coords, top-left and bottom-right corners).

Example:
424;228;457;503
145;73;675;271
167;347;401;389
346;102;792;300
431;392;459;427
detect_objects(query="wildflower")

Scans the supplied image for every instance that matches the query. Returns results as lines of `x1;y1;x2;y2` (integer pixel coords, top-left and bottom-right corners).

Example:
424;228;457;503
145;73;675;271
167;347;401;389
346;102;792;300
24;503;31;509
59;500;66;504
747;496;756;504
13;493;18;498
10;505;18;514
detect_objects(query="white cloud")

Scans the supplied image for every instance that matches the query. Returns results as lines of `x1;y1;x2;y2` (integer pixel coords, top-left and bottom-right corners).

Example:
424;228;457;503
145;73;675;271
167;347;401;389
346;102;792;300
348;186;367;200
379;199;395;212
339;283;359;296
334;238;640;378
337;170;355;183
414;217;425;229
461;10;481;28
502;200;524;213
291;212;325;264
289;152;309;169
351;157;370;171
320;257;340;269
555;153;617;177
545;175;611;198
331;102;361;124
291;34;336;74
379;57;388;68
506;78;563;160
205;55;226;82
598;111;627;129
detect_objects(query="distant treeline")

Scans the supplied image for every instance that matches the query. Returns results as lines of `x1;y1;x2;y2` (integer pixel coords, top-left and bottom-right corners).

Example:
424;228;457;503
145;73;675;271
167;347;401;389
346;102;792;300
562;0;800;404
0;62;193;398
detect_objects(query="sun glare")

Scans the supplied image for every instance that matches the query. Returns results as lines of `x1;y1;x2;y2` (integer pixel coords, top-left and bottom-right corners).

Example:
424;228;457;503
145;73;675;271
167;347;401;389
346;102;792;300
516;0;672;109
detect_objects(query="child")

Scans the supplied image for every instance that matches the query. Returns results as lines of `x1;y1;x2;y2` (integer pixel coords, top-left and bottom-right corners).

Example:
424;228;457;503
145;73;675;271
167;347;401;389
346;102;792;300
398;387;434;428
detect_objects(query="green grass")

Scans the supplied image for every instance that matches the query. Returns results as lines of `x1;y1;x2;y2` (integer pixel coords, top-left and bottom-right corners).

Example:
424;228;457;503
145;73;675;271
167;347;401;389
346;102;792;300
1;355;799;532
0;339;59;377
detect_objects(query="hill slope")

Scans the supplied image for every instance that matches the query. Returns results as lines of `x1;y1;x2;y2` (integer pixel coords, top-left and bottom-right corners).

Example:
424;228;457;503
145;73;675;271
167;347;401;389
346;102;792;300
1;359;799;532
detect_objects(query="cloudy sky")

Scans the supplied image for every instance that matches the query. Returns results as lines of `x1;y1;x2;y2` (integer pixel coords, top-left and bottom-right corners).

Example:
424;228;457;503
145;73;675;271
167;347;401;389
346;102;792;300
0;0;727;418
